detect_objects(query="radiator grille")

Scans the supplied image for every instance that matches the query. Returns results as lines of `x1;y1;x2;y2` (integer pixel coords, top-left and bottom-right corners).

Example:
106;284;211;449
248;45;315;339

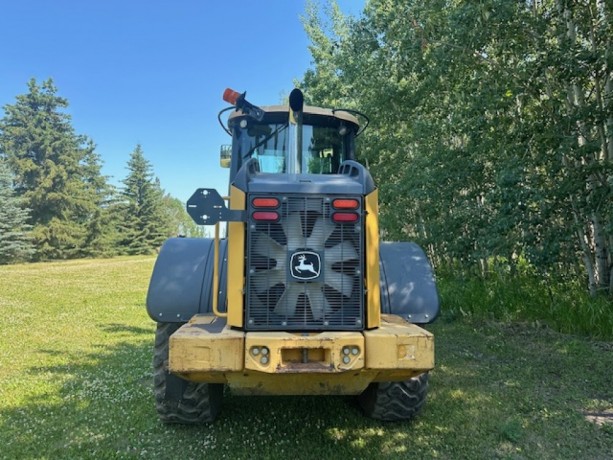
245;195;364;331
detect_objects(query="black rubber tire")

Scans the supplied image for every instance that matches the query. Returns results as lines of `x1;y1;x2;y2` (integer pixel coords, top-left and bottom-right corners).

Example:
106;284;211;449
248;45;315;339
153;322;224;423
358;373;429;421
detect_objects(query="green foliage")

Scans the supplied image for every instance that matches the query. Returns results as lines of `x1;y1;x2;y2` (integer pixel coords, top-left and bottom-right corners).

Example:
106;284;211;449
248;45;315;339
162;194;205;237
79;147;119;258
438;265;613;339
0;79;113;260
117;145;174;255
0;160;34;263
302;0;613;297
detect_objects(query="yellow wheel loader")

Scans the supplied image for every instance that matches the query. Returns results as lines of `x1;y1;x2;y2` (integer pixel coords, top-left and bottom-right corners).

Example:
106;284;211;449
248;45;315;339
146;88;439;423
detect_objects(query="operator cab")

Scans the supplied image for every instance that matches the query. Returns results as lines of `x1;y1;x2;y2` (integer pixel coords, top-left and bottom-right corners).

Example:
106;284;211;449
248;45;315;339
222;105;361;181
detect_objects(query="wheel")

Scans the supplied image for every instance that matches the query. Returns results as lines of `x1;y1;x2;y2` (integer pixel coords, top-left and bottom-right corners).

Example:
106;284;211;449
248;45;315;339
358;373;429;421
153;322;223;423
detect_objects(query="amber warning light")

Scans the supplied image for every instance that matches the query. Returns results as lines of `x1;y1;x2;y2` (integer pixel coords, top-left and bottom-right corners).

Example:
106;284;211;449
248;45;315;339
223;88;241;105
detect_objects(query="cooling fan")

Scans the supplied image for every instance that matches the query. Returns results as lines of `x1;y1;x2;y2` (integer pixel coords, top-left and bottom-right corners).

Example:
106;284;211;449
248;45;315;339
251;212;358;320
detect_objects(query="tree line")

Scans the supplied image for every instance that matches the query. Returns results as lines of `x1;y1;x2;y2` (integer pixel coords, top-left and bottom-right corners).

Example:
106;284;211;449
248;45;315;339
301;0;613;297
0;79;200;264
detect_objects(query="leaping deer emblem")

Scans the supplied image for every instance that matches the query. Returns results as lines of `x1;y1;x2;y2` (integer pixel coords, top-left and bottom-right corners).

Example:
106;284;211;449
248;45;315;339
295;254;318;275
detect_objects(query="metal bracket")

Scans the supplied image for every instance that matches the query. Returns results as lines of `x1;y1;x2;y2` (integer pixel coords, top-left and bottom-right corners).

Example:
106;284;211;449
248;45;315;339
186;188;245;225
234;92;265;121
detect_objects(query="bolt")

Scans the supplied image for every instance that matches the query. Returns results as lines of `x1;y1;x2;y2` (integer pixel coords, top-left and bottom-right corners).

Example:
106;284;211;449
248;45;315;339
343;347;350;355
343;356;350;364
261;356;269;365
351;347;359;355
252;347;260;356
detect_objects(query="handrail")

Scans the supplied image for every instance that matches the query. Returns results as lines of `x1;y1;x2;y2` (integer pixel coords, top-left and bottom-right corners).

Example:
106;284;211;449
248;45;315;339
212;197;231;317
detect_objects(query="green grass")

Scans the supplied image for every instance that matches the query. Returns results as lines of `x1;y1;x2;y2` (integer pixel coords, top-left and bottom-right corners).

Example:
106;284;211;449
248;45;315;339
1;257;612;459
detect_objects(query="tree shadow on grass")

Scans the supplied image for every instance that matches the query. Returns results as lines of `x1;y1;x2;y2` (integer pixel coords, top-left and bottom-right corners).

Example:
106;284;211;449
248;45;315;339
1;323;156;456
99;323;154;336
1;320;612;459
426;320;613;458
0;322;428;459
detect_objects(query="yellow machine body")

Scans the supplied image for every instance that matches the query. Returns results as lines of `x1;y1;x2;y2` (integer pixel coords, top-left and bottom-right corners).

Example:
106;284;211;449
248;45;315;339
169;314;434;396
148;96;439;423
168;183;435;396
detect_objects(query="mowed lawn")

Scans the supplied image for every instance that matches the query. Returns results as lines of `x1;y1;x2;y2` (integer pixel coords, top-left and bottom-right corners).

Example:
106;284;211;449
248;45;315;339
0;257;611;459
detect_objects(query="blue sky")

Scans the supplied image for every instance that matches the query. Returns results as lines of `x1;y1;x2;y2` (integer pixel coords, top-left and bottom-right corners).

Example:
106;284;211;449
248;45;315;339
0;0;363;202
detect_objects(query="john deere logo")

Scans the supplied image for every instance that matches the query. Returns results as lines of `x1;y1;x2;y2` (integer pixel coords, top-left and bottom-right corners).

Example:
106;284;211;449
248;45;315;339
290;251;321;281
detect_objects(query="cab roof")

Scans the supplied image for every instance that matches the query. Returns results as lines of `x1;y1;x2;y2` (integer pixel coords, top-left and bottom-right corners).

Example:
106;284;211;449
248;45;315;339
228;105;360;127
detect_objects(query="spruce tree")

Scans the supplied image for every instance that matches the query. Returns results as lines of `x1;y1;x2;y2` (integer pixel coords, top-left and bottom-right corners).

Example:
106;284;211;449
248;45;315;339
0;79;112;259
80;143;118;257
118;145;171;254
0;160;34;263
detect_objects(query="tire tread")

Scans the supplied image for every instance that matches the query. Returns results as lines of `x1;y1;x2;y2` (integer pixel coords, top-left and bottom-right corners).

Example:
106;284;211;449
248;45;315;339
153;322;223;424
358;373;429;421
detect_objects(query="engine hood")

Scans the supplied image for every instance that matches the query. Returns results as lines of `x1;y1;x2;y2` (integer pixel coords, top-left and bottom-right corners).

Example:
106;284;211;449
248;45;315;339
233;159;376;196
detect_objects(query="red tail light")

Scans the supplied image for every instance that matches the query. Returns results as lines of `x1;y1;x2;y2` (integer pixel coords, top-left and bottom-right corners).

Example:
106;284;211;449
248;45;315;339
252;197;280;208
253;211;279;222
332;212;359;223
332;198;360;210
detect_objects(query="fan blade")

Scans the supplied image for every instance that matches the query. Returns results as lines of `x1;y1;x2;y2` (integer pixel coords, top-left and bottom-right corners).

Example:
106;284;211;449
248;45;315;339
283;213;305;251
325;271;354;298
253;233;285;260
251;269;285;293
305;285;332;320
326;240;357;263
274;283;303;317
306;216;335;251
